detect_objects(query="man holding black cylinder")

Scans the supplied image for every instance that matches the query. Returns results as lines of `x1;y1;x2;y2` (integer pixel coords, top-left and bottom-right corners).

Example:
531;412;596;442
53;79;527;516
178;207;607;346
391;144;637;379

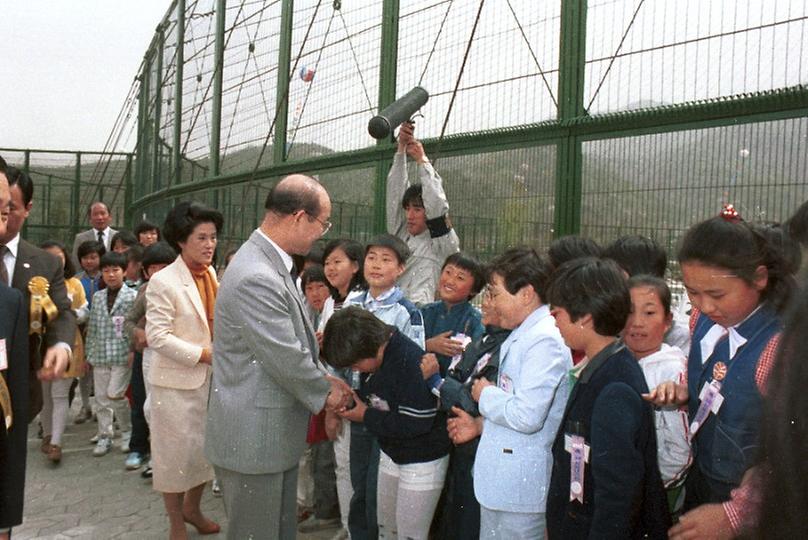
386;122;459;306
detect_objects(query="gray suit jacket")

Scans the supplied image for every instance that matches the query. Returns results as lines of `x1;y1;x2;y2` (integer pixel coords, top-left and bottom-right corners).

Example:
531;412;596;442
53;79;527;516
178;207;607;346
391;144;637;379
205;230;330;474
71;227;117;267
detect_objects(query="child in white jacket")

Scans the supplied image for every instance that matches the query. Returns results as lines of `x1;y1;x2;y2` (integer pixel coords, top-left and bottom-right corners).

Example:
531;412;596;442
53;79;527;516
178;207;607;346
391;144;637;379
623;275;692;511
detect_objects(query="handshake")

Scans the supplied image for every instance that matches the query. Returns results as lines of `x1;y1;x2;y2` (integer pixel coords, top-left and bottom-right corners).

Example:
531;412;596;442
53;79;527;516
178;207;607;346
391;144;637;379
324;375;356;413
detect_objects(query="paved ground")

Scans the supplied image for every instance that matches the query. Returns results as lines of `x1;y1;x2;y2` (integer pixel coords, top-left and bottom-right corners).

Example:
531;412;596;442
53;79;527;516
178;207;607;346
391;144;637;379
14;401;343;539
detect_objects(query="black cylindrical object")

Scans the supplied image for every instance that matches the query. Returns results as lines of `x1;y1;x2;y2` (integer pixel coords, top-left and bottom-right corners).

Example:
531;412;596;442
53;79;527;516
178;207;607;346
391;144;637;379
368;86;429;139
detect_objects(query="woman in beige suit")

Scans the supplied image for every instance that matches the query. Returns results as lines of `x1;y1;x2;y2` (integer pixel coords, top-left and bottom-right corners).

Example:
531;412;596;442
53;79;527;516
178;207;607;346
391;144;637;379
146;202;223;539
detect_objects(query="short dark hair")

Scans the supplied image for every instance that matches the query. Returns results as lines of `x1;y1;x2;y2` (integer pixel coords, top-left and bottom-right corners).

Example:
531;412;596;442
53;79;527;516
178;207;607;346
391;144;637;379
785;200;808;248
322;306;393;369
301;264;328;289
0;154;7;174
100;251;127;271
366;233;410;265
401;184;424;209
87;201;110;216
77;240;106;260
39;240;76;279
750;221;802;278
134;220;161;241
547;257;631;336
488;247;552;301
442;252;486;299
162;202;224;253
627;274;672;315
264;177;321;215
305;241;325;266
6;167;33;206
111;230;138;251
604;235;667;278
126;244;144;264
323;238;367;294
548;235;602;270
141;241;177;274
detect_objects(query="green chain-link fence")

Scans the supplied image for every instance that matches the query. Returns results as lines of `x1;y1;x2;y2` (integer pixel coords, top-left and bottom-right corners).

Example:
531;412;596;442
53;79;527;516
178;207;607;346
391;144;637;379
8;0;808;266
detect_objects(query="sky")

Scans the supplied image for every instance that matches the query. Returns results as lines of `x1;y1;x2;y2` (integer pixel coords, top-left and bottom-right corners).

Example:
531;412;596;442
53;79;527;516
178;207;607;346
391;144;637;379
0;2;169;151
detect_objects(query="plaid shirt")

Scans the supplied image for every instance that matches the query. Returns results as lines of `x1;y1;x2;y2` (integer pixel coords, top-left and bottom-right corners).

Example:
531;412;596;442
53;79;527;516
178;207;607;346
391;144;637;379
86;284;137;367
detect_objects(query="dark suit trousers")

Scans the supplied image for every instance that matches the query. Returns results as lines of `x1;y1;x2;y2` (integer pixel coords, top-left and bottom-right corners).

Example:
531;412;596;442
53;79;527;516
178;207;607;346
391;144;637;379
128;352;150;455
215;465;298;540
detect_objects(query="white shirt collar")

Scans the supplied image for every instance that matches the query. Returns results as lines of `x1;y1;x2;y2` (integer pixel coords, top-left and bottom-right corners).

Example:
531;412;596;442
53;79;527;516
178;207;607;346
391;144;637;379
4;233;21;258
698;305;762;364
256;228;294;274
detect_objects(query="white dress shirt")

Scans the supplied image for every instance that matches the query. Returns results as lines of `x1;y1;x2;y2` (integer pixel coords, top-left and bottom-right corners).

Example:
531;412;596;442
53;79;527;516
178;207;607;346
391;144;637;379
1;233;21;286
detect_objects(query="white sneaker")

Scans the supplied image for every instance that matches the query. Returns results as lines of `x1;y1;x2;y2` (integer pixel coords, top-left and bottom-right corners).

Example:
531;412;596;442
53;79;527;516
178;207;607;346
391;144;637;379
120;431;132;453
93;437;112;457
89;434;99;443
212;478;222;497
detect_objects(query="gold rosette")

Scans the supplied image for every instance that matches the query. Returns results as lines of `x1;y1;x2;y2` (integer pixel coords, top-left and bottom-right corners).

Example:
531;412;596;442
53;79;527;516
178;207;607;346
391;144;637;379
28;276;58;335
0;376;12;429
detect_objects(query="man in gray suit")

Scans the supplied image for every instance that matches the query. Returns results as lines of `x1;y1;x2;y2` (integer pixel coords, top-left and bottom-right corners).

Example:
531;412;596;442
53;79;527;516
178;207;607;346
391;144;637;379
71;201;116;266
206;174;352;540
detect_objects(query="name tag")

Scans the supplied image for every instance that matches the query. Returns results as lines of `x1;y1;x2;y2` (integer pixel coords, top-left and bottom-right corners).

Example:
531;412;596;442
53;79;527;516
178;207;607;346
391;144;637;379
113;316;125;339
689;380;724;439
564;434;590;502
368;394;390;412
500;373;513;393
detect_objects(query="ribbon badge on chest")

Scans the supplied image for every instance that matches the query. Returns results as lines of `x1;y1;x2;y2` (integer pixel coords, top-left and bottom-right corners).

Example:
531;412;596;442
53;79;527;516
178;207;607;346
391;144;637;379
565;434;590;503
28;276;58;335
689;362;728;441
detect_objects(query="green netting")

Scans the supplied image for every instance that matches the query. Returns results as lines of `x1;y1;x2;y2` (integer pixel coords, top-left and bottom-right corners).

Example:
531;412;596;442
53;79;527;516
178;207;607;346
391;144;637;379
0;150;133;247
581;116;808;279
6;0;807;267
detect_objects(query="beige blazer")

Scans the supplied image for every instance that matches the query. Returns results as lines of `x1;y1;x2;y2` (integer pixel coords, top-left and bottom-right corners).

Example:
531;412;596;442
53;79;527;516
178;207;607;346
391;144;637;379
145;257;215;390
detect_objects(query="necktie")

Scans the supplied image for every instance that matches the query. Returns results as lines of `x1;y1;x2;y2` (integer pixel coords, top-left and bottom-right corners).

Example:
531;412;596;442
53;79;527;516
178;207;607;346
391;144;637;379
0;245;8;286
97;230;104;246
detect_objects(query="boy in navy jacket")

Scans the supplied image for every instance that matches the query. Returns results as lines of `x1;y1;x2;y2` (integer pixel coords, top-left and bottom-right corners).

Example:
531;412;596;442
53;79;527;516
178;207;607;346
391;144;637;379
324;306;450;540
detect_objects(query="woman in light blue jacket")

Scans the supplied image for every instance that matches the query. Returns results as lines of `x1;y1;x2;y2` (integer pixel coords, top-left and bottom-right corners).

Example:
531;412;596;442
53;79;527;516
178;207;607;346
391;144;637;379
470;248;571;539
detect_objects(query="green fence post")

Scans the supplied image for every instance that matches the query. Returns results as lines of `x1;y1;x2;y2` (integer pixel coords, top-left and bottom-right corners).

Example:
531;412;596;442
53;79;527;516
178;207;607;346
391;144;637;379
153;28;165;191
554;0;587;237
273;0;294;165
173;0;186;186
210;0;226;177
124;154;134;228
73;152;82;240
374;0;400;234
135;58;149;202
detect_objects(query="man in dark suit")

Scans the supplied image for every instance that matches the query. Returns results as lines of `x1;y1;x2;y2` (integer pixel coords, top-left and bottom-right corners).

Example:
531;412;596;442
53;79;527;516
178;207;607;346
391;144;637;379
0;165;74;420
0;157;31;538
71;201;116;267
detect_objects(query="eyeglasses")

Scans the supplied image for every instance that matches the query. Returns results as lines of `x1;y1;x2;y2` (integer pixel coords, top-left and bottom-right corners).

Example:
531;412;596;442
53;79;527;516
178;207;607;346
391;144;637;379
306;211;332;236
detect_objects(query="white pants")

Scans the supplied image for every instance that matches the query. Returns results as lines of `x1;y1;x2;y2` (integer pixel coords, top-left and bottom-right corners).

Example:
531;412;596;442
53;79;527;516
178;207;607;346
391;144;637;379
41;378;72;445
376;450;448;540
334;418;353;532
92;365;132;439
479;506;546;540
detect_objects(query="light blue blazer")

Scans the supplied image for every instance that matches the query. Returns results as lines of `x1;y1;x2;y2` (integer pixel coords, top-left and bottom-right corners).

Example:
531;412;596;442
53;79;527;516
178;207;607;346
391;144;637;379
473;305;572;513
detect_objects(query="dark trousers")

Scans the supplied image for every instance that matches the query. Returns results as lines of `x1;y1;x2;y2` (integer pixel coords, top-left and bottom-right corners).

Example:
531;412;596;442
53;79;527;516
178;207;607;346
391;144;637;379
349;423;380;540
312;440;340;519
683;464;735;510
128;351;150;455
439;439;480;540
